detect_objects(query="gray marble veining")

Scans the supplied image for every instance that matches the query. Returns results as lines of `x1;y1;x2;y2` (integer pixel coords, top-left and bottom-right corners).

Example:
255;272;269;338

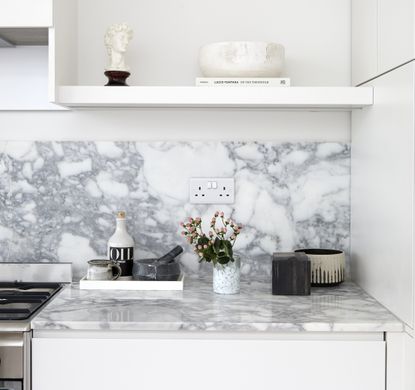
31;278;402;332
0;141;350;279
0;262;72;283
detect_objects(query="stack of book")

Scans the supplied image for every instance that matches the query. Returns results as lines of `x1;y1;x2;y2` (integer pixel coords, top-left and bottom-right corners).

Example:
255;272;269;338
195;77;290;87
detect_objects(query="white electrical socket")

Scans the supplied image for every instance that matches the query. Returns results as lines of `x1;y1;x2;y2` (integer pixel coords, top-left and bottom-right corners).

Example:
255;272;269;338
189;178;235;204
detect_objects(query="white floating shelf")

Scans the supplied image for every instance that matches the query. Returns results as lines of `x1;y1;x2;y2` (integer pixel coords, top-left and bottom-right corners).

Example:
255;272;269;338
57;86;373;110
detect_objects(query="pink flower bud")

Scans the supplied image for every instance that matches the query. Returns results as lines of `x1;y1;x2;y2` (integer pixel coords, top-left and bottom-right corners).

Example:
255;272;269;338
187;237;192;243
188;217;193;223
219;211;224;217
195;217;201;223
214;211;219;217
181;231;186;236
180;222;184;227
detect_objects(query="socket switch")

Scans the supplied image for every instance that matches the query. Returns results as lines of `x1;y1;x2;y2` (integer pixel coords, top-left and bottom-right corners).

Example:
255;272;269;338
189;178;235;204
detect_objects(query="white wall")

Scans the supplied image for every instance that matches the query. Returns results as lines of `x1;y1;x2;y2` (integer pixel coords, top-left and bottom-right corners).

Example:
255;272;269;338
351;62;415;327
0;110;350;141
77;0;351;87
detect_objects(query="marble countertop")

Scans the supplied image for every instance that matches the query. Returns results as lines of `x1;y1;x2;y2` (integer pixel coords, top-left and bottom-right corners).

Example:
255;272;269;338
31;278;403;332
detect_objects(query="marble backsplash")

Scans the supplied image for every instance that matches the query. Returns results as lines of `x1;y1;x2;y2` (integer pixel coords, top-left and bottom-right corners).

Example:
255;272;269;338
0;141;350;279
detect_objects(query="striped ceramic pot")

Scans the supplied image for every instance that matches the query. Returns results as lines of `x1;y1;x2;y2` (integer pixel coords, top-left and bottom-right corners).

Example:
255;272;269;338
295;249;345;286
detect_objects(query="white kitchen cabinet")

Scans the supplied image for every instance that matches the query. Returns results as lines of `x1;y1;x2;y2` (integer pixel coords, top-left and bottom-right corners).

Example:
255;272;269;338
352;0;415;85
32;335;385;390
48;0;78;103
0;46;53;110
0;0;64;110
0;0;370;110
351;62;415;327
0;38;62;111
378;0;414;74
352;0;378;86
403;333;415;389
47;0;368;110
0;0;52;28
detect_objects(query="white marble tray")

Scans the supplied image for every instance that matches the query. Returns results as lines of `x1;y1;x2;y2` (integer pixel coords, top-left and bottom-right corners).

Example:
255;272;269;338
79;274;184;291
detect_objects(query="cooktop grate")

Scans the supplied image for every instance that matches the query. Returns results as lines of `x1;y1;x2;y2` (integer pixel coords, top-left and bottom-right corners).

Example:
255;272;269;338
0;282;62;321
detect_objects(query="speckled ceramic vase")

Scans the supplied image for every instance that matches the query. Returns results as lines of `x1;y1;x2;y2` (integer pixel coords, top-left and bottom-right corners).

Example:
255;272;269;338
213;256;240;294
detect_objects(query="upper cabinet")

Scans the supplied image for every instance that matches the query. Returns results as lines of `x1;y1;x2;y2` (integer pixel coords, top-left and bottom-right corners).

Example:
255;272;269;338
0;0;64;110
48;0;372;110
1;0;373;111
352;0;378;86
378;0;414;73
0;0;53;28
352;0;415;86
48;0;78;102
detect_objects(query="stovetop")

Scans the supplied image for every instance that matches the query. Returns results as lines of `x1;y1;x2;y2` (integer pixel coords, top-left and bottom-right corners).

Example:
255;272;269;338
0;282;62;321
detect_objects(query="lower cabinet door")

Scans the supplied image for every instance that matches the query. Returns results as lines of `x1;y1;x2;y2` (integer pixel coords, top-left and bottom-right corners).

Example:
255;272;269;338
0;381;22;390
32;337;385;390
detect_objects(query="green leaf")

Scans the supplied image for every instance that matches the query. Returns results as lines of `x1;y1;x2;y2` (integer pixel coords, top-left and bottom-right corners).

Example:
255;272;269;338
208;238;235;265
213;237;221;253
223;240;233;258
217;256;231;265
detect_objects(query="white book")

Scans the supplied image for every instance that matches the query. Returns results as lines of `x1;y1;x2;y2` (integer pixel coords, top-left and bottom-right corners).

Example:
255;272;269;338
196;77;290;87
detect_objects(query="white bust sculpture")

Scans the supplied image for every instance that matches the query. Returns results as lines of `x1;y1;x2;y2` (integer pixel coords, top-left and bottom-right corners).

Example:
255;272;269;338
104;23;133;72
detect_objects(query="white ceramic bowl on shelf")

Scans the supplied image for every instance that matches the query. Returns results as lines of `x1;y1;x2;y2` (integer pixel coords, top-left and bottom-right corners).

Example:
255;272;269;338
199;41;285;78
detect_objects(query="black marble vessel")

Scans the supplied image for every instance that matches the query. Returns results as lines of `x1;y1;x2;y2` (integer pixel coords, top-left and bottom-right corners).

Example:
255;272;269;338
272;252;311;296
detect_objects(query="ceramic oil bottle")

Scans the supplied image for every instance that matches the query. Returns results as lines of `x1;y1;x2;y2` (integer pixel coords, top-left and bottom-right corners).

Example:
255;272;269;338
107;211;134;280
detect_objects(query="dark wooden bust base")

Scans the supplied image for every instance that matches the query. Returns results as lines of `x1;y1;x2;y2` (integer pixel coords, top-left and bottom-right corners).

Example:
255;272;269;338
104;70;131;86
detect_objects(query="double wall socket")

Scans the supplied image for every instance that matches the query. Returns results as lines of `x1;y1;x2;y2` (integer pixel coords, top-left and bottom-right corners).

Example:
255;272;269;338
189;178;235;204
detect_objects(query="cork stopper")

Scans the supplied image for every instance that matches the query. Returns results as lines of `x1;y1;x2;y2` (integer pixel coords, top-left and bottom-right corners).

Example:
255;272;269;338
117;211;126;219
